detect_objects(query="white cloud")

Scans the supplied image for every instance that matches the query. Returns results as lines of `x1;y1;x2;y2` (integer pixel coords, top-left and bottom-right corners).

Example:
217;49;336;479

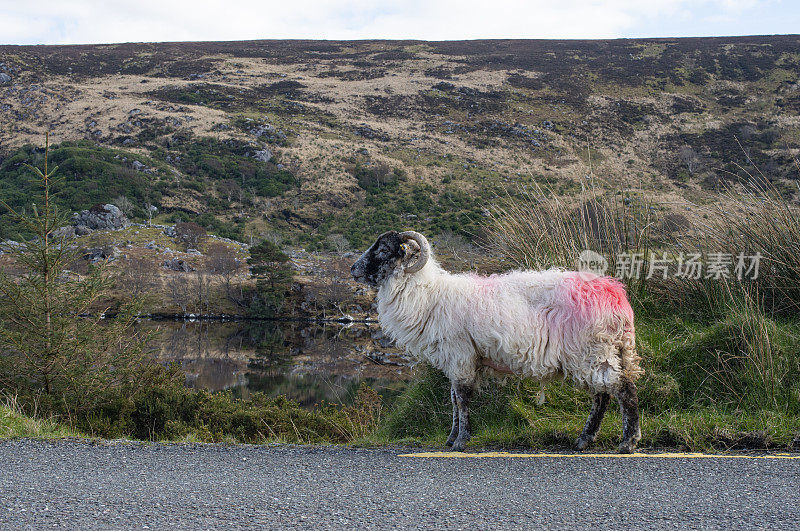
0;0;789;44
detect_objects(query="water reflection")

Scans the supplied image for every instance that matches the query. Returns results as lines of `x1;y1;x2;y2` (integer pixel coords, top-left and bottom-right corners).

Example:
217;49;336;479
139;319;412;406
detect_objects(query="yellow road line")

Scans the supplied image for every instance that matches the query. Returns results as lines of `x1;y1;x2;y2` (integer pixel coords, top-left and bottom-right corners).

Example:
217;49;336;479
399;451;800;459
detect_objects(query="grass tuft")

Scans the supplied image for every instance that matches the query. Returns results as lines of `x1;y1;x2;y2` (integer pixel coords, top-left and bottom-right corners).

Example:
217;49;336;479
0;395;82;439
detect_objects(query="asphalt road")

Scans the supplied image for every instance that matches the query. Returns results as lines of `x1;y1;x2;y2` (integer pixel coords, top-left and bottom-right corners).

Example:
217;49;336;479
1;440;798;529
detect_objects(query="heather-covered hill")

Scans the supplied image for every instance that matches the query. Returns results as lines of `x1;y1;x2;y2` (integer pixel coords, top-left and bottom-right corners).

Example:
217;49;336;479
1;37;799;247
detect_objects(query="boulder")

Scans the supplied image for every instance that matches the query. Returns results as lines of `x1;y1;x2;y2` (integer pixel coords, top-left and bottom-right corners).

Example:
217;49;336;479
52;226;77;239
252;148;273;163
82;246;119;262
71;204;129;233
162;257;194;272
0;73;10;85
249;122;286;143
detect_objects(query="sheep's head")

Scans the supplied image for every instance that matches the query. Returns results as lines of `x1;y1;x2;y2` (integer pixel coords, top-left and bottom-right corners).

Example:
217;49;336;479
351;230;430;287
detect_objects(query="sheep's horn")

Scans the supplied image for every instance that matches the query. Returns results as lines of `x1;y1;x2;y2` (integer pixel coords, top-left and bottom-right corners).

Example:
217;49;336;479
400;231;430;274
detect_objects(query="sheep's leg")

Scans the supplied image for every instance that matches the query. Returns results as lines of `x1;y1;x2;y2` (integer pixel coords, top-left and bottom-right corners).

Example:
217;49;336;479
445;384;459;447
575;392;610;451
449;381;474;452
614;377;642;454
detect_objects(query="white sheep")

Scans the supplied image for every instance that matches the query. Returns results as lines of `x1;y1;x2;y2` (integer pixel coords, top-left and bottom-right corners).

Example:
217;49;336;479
351;230;643;453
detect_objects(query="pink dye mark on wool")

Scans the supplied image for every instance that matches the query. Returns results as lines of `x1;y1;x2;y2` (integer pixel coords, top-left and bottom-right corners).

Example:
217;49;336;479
562;273;634;322
469;273;500;292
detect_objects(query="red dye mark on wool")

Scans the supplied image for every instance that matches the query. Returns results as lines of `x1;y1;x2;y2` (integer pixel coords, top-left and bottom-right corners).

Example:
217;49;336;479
563;273;634;322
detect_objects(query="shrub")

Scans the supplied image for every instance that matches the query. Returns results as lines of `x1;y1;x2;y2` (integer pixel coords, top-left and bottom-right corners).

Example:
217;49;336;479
174;221;207;249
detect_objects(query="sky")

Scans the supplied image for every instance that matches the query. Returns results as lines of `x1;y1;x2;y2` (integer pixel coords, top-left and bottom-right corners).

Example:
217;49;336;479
0;0;798;45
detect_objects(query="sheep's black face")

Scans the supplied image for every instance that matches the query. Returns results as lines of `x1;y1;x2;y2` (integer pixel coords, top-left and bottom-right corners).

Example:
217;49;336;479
351;231;405;287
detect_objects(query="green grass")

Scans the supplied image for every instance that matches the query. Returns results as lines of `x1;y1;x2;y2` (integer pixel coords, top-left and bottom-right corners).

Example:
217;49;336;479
0;401;82;439
366;307;800;452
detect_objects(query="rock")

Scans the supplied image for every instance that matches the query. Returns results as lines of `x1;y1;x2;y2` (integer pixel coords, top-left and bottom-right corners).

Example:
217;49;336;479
377;336;395;349
163;226;176;237
144;241;158;250
186;249;202;256
366;351;411;367
162;257;194;272
82;246;118;262
354;124;389;142
0;73;10;85
71;204;128;232
249;123;286;143
0;240;20;255
52;226;77;239
128;108;142;116
132;160;148;172
252;148;272;163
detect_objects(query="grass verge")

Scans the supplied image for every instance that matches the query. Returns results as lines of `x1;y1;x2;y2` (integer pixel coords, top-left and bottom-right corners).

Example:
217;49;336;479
0;397;82;439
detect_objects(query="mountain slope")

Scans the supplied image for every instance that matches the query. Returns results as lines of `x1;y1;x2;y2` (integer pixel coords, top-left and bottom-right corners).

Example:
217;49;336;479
1;37;799;247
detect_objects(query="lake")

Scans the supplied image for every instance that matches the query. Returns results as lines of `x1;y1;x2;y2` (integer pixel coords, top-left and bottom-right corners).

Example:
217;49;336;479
138;319;414;407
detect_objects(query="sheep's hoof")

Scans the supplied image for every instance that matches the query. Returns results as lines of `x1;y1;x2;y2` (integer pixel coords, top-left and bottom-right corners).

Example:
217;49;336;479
449;438;469;452
617;441;636;454
575;436;592;451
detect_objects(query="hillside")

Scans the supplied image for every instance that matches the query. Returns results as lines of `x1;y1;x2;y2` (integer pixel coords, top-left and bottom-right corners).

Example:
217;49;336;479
1;37;799;248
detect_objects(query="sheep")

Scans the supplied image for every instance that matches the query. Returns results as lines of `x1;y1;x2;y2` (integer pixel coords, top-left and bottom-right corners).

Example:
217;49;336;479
351;230;643;453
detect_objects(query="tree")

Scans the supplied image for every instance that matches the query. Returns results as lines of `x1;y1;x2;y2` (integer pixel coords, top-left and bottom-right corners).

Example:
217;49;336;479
174;221;206;250
247;240;293;317
145;203;158;226
0;136;164;413
207;242;244;307
166;275;191;314
193;271;211;315
119;256;154;299
678;145;703;175
112;195;134;218
326;233;350;254
218;179;240;203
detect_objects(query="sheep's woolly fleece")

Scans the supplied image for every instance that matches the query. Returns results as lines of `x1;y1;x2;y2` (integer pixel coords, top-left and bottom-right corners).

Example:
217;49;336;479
376;255;641;392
